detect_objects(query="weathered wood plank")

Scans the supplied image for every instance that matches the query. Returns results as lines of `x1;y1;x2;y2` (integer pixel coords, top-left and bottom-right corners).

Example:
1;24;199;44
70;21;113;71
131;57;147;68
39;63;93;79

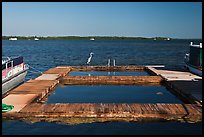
62;76;163;85
3;103;201;124
70;66;145;71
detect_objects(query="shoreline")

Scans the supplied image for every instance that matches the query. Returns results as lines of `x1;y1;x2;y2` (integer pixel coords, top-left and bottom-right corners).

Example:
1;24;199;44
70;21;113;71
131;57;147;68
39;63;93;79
2;36;202;40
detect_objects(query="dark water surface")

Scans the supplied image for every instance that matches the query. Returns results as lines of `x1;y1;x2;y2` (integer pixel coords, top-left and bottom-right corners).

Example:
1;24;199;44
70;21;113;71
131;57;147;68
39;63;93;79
2;120;202;135
2;39;202;135
47;85;183;104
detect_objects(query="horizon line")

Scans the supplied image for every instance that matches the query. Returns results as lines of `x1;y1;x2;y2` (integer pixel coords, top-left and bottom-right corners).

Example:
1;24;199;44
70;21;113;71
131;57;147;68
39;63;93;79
2;35;202;39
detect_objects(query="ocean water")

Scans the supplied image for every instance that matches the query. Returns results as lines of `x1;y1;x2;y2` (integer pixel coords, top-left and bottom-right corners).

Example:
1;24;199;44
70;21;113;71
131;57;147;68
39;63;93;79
2;39;202;135
2;39;201;81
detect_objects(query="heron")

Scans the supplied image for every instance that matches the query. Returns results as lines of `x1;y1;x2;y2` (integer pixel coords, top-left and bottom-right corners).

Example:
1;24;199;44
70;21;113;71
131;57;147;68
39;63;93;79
107;59;111;66
87;52;94;65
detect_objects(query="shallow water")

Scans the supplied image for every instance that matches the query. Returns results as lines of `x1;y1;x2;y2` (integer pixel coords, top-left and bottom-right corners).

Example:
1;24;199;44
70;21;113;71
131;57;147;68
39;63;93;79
46;85;183;104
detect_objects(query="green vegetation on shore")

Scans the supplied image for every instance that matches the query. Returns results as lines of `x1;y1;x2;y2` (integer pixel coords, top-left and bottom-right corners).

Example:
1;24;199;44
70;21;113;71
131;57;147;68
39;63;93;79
2;36;201;40
2;36;174;40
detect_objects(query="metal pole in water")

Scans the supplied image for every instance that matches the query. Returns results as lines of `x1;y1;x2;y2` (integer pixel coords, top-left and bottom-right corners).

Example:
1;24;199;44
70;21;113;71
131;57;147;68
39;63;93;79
113;59;116;75
113;59;116;66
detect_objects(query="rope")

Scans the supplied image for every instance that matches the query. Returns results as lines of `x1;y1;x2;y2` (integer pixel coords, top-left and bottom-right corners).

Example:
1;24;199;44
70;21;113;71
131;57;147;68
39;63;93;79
29;70;43;74
27;64;43;74
2;104;14;112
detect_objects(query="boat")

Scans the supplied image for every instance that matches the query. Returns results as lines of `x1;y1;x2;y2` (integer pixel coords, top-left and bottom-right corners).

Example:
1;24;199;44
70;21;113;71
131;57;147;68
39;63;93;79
9;38;17;41
184;42;202;76
34;38;39;41
90;38;95;41
2;56;29;97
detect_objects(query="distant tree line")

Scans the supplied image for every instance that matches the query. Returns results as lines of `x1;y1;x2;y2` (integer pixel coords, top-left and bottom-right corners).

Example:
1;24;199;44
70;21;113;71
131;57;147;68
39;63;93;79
2;35;174;40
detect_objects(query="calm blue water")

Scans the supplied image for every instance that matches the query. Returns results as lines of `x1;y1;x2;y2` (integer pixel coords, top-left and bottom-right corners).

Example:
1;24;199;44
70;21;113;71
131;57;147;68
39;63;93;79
2;39;202;135
47;85;183;104
69;71;149;76
2;39;201;81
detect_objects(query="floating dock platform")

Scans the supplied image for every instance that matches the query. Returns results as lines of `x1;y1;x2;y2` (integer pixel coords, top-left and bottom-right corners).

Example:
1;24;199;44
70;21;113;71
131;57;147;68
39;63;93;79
2;66;202;124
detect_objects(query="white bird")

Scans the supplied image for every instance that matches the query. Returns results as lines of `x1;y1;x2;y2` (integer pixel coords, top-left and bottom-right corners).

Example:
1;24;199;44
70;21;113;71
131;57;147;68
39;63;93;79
87;52;94;65
107;59;111;66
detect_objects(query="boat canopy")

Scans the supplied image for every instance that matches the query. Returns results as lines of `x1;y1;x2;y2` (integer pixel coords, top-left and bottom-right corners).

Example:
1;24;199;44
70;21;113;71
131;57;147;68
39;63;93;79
2;56;24;70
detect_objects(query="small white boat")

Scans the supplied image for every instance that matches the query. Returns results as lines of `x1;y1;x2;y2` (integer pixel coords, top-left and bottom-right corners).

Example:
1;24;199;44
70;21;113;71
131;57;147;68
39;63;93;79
167;38;170;41
34;38;39;41
2;56;29;97
184;42;202;76
9;38;17;41
90;38;95;41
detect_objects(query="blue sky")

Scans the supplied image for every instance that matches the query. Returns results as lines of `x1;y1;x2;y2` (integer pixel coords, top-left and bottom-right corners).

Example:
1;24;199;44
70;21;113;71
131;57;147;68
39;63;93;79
2;2;202;39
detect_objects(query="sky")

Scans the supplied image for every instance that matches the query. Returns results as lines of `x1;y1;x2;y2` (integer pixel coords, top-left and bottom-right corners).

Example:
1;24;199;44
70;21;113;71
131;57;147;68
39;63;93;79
2;2;202;39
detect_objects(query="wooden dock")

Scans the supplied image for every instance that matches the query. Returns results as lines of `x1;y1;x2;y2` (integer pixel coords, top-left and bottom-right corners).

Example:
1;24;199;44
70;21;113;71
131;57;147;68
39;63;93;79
147;67;202;81
2;66;202;124
2;103;202;124
147;66;202;104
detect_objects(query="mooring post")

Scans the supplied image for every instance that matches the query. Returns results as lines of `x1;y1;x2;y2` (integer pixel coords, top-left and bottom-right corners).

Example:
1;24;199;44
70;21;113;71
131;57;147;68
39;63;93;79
113;59;116;66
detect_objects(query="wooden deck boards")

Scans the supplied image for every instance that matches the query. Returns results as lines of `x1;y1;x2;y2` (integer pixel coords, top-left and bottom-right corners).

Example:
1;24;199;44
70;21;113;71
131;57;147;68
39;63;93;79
62;76;163;85
43;67;71;76
69;66;145;71
2;103;201;124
